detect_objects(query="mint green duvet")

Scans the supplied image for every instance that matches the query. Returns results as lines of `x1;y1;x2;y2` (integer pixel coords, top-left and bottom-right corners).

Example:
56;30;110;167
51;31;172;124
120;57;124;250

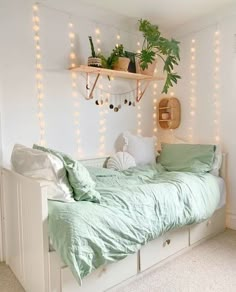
48;164;220;283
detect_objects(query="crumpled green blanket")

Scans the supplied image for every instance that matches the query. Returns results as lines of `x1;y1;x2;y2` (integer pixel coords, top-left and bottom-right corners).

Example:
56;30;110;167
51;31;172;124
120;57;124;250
48;164;220;283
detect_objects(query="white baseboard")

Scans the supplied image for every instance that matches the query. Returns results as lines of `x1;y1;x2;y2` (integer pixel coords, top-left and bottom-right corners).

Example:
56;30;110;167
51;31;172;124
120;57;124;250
226;212;236;230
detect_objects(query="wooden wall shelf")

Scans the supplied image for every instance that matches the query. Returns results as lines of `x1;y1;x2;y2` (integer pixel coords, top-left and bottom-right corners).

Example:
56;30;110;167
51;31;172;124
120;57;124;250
71;65;164;81
70;65;164;101
158;97;181;129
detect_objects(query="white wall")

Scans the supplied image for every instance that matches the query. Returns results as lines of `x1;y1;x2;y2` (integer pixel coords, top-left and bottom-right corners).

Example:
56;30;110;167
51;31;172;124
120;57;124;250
0;0;159;165
165;8;236;229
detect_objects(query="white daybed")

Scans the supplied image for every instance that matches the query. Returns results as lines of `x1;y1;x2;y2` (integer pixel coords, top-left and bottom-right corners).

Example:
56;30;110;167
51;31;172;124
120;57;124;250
0;154;227;292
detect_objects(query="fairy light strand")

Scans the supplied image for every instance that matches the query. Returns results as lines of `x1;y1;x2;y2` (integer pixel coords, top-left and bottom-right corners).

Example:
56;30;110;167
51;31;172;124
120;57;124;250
98;83;108;156
95;31;107;156
116;31;121;47
68;20;83;158
152;83;158;136
137;81;142;135
95;26;101;53
188;38;197;143
169;91;175;143
32;4;46;146
213;30;221;144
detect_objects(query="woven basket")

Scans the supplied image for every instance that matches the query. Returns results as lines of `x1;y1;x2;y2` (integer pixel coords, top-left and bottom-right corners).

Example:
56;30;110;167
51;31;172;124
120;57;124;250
88;57;102;67
113;57;130;71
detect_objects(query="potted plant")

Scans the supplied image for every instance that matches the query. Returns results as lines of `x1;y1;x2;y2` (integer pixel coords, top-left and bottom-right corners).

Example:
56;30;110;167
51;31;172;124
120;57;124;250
137;19;181;94
125;51;136;73
88;36;102;67
104;44;130;71
113;44;130;71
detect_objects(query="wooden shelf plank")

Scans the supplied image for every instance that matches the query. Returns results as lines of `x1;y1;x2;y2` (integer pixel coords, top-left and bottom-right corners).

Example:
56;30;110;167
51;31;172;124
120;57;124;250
71;65;164;81
159;106;171;110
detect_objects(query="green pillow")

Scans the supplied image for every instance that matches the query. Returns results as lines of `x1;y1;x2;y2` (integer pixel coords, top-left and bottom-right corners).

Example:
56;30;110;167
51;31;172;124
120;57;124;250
33;145;101;203
159;143;216;173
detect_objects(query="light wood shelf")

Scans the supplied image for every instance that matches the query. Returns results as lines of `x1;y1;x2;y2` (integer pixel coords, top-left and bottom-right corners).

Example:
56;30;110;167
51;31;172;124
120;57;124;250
71;65;164;81
70;65;164;102
159;106;171;110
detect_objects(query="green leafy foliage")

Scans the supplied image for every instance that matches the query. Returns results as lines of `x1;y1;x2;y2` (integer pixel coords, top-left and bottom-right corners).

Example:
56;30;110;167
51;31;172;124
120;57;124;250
138;19;181;93
88;36;96;58
104;44;126;69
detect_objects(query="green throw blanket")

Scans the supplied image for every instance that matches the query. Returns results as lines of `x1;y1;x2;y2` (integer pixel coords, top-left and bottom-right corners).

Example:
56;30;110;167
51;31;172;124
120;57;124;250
48;164;220;283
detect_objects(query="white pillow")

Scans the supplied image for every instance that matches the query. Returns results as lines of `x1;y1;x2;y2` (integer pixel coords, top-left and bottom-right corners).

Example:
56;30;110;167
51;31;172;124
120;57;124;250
11;144;74;202
122;132;157;165
107;151;136;171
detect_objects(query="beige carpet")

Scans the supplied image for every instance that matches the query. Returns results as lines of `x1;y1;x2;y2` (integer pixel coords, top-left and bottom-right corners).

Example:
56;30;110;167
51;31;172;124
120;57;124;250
112;229;236;292
0;263;24;292
0;229;236;292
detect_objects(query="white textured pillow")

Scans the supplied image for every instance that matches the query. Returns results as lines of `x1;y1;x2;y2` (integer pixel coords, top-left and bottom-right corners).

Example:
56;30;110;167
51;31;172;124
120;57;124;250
107;152;136;171
11;144;74;202
123;132;157;165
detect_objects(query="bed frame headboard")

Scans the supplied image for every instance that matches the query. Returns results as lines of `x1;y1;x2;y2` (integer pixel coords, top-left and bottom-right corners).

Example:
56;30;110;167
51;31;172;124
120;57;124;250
79;157;109;168
79;153;228;180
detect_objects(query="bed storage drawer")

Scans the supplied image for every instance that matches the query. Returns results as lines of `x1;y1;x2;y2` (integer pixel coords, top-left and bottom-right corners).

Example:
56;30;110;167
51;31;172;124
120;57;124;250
61;253;138;292
190;207;225;245
140;227;189;271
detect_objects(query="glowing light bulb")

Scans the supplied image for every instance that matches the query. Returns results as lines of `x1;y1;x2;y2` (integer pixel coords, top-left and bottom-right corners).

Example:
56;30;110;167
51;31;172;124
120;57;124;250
33;5;38;11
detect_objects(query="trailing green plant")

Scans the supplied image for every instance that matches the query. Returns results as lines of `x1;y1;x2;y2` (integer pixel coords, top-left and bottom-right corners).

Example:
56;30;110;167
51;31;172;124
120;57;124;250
138;19;181;94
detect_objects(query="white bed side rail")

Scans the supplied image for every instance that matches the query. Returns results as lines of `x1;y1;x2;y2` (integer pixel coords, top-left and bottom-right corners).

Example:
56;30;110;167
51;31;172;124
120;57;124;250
1;168;49;292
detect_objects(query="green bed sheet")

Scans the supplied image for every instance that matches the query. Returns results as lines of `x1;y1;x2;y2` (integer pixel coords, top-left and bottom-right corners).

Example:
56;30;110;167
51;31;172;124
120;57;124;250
48;164;220;283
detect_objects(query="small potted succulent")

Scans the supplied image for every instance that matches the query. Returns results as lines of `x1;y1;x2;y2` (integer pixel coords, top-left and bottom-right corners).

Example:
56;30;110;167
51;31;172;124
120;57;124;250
87;36;102;67
137;19;181;93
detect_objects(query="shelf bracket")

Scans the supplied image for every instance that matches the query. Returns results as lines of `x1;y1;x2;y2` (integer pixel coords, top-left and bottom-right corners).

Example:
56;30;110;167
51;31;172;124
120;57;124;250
85;73;101;100
136;79;151;102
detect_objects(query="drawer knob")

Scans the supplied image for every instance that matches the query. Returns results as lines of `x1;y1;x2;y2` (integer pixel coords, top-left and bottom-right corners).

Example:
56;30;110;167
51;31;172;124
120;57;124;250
207;220;212;226
163;239;171;247
98;267;107;277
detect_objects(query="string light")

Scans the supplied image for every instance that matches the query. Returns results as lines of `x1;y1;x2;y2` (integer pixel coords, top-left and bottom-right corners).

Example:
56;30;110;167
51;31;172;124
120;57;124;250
95;26;101;53
136;38;141;54
98;88;108;156
188;38;197;143
32;3;46;146
153;83;158;136
68;20;82;157
213;29;221;143
136;81;142;135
